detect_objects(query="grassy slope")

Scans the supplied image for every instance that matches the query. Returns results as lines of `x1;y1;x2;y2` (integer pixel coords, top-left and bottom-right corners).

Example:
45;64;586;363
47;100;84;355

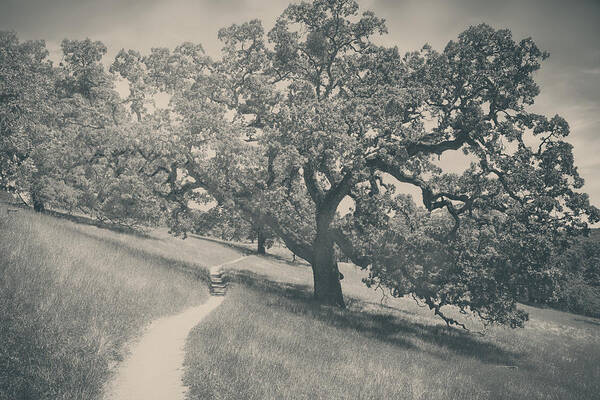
182;246;600;400
2;210;599;399
0;210;240;400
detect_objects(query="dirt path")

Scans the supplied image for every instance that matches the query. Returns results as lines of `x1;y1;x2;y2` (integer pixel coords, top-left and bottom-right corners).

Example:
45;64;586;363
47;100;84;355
104;256;249;400
103;296;223;400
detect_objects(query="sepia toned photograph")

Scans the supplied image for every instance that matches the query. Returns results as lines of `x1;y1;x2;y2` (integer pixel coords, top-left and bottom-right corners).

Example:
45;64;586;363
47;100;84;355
1;0;599;399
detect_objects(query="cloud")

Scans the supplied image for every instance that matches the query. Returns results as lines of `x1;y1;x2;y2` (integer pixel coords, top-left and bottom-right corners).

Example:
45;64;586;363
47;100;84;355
583;67;600;75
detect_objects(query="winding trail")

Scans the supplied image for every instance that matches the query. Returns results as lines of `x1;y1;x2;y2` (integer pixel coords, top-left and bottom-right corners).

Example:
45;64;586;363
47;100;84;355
104;256;249;400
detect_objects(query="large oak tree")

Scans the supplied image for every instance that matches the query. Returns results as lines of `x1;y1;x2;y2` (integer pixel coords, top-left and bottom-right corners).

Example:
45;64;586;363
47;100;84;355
114;0;597;326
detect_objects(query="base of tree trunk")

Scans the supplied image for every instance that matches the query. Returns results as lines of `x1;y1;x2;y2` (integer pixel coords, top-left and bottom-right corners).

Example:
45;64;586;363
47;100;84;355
312;261;345;308
257;229;266;254
313;291;346;308
33;199;45;212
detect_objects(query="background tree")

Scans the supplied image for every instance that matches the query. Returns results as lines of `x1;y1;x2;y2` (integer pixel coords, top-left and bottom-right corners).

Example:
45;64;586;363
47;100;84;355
0;31;55;210
52;38;164;226
552;230;600;318
0;33;164;226
193;205;275;254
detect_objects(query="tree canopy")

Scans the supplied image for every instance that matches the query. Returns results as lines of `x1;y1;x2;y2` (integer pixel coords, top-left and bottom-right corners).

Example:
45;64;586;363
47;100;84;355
0;31;54;208
2;0;598;328
0;34;164;225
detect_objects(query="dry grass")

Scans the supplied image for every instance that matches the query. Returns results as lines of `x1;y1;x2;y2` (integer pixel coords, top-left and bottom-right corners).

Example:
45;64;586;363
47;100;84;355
184;270;600;400
2;210;599;399
0;210;214;399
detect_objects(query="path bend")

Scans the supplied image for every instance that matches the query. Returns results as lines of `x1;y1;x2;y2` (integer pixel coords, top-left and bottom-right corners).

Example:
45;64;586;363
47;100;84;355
104;296;224;400
104;255;249;399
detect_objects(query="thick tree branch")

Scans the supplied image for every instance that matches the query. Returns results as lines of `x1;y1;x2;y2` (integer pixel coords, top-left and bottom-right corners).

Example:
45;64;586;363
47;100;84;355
406;130;471;157
332;228;371;268
321;170;353;219
422;297;470;331
183;160;316;264
303;164;324;206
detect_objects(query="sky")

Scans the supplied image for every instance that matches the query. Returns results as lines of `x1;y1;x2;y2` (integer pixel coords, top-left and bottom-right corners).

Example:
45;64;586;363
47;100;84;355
1;0;599;207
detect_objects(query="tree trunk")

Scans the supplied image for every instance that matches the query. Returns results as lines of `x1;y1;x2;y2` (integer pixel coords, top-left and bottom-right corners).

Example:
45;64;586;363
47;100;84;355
257;228;266;255
311;227;345;308
31;191;45;212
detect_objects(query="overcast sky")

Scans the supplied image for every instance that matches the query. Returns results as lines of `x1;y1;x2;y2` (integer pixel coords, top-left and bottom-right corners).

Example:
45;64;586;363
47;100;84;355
1;0;599;207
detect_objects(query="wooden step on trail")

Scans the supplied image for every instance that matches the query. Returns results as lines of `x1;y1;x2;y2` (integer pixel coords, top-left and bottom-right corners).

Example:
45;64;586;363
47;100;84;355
207;256;249;296
209;269;227;296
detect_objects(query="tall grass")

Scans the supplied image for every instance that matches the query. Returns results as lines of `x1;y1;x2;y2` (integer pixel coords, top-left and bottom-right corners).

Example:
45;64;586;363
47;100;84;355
0;211;208;399
183;273;600;400
3;210;599;399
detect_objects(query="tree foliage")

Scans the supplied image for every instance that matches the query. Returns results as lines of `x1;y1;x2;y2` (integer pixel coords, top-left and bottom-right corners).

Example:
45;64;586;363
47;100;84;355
107;1;599;328
193;205;275;253
0;33;164;225
552;231;600;317
2;0;598;328
52;38;164;226
0;31;54;208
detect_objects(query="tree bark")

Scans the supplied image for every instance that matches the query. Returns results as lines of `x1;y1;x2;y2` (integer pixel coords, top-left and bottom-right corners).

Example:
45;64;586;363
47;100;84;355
235;179;347;307
31;191;45;212
257;228;266;255
311;217;345;307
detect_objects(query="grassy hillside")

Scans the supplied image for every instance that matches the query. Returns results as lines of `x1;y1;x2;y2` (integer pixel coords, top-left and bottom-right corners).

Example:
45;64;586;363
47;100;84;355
183;265;600;399
2;210;599;399
0;210;220;399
